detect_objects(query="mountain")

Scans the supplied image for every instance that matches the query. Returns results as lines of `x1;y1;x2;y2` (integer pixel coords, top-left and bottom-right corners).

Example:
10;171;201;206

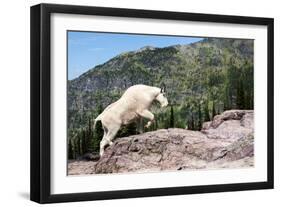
67;37;254;158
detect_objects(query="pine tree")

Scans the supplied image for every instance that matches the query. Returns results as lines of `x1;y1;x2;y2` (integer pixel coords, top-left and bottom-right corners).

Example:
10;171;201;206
68;138;73;159
72;137;76;159
212;101;216;120
204;101;210;122
81;129;86;154
198;103;202;130
93;121;103;152
74;133;79;158
154;114;158;130
78;132;82;156
190;113;195;130
237;79;245;109
126;122;137;135
170;105;175;128
86;117;93;152
92;104;104;152
223;84;230;110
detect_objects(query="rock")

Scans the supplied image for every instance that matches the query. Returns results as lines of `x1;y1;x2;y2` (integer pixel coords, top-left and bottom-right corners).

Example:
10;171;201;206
68;110;254;175
67;160;98;175
77;152;100;161
201;110;254;140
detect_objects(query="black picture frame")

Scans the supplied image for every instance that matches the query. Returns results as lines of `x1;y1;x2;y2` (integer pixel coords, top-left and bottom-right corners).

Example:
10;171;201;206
30;3;274;204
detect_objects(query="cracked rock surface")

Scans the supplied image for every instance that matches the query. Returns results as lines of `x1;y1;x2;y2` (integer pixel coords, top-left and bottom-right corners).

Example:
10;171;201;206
68;110;254;175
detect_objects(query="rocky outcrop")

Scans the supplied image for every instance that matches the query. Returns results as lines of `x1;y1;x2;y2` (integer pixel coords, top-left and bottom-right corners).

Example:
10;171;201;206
68;110;254;175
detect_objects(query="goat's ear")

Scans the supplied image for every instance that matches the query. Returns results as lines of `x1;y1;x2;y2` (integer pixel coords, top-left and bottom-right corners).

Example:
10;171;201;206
160;84;166;93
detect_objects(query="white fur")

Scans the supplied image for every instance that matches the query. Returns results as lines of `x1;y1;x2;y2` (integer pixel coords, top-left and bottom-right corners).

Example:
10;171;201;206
95;84;168;156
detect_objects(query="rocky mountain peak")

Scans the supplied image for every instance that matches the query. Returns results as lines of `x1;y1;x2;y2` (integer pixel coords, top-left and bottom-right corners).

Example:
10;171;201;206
134;45;157;53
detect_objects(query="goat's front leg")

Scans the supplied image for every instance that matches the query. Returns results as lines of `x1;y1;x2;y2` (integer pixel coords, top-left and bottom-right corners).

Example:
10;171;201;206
136;118;144;134
137;110;154;128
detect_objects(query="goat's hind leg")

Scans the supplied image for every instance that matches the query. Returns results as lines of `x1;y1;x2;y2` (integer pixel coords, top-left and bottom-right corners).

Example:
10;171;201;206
105;125;120;145
99;129;108;157
99;124;120;156
99;139;108;157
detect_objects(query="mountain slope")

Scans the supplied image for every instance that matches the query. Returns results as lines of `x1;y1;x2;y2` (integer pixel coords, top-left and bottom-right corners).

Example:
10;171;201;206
68;37;253;111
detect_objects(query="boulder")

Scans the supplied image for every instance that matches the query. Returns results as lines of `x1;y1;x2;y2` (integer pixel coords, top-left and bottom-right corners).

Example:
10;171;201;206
68;110;254;175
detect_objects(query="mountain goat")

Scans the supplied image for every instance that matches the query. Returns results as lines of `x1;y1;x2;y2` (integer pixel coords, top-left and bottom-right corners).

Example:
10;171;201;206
94;84;168;156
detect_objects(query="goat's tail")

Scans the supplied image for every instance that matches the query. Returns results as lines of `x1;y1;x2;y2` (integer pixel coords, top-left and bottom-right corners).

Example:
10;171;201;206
93;114;102;131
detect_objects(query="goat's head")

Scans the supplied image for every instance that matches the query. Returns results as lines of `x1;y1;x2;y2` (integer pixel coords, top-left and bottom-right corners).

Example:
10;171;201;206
156;85;168;107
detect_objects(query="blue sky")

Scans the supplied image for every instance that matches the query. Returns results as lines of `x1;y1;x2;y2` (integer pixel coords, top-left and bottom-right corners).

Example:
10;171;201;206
68;31;203;80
